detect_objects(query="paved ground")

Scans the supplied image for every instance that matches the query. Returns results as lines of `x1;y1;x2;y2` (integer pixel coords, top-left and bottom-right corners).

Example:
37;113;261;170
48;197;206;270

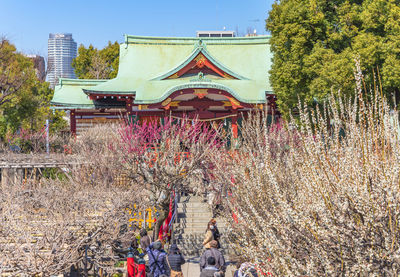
182;262;235;277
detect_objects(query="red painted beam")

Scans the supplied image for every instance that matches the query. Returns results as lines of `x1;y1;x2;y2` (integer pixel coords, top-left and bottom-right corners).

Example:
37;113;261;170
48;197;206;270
74;111;125;116
88;94;135;100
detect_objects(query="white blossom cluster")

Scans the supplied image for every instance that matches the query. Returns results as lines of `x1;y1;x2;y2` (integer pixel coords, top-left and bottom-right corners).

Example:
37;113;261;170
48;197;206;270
213;64;400;275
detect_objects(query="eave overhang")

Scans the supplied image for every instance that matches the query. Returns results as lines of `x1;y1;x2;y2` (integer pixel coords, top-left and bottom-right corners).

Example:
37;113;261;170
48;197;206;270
82;89;136;95
133;82;267;104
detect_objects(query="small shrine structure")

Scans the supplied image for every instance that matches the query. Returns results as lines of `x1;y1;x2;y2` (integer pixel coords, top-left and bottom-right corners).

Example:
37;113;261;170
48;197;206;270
51;35;277;135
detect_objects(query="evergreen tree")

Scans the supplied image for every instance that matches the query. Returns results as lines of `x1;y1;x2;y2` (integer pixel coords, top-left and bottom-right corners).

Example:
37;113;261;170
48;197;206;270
0;38;66;142
72;41;119;79
266;0;400;117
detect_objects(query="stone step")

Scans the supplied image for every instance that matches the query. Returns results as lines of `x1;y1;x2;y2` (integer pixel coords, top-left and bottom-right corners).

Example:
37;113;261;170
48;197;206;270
177;216;213;222
177;202;209;209
178;195;204;202
174;231;231;237
174;228;205;234
176;222;228;229
177;205;211;211
174;219;229;226
177;209;210;215
174;222;229;228
177;210;213;216
175;229;229;236
177;214;213;221
176;217;221;223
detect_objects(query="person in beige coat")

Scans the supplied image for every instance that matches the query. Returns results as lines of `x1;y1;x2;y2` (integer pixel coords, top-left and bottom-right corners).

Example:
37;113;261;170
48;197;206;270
203;219;216;249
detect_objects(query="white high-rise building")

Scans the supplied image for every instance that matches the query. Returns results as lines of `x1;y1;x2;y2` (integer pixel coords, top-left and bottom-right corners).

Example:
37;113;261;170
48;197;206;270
47;33;77;88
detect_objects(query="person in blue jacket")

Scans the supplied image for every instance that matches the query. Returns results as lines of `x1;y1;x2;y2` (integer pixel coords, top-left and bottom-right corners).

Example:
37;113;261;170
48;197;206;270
147;240;167;277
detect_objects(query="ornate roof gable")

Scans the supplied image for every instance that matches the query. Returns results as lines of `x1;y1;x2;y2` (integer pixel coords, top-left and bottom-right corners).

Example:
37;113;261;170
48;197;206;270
152;40;248;81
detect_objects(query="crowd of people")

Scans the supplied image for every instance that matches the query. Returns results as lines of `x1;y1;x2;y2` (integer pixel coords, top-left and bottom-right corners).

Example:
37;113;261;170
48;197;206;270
125;219;257;277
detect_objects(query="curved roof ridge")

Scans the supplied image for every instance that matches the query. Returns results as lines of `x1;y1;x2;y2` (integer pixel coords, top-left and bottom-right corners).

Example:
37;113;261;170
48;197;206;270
124;34;270;45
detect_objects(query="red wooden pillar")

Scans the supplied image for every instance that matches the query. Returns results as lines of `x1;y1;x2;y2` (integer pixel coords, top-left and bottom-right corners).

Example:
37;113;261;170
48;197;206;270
231;114;238;139
126;98;133;115
70;109;76;135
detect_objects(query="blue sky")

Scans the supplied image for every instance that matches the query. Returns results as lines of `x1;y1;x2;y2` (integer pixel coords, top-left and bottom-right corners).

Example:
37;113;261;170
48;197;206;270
0;0;274;57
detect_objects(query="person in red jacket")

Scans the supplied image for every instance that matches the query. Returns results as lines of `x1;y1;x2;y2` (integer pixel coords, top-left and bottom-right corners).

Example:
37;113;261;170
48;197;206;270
127;252;136;277
128;252;147;277
136;255;146;277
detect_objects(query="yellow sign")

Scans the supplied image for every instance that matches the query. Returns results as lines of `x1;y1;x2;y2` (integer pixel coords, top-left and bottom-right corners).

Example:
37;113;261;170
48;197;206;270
127;205;157;229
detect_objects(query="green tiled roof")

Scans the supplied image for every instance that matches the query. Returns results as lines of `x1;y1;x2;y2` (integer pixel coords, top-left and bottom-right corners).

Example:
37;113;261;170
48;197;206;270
51;79;107;109
51;35;272;108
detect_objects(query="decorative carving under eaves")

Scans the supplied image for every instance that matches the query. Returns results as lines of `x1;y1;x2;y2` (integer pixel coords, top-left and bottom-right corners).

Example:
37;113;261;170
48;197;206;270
190;72;212;83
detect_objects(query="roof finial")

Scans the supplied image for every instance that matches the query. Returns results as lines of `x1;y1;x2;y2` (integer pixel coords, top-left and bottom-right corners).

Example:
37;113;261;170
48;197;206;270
194;39;206;50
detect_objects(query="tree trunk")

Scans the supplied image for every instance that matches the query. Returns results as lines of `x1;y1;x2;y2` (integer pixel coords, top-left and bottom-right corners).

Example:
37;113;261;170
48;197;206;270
153;196;171;241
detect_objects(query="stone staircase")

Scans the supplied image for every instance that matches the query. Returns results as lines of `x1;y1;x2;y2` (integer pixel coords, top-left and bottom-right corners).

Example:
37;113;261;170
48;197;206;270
172;195;232;261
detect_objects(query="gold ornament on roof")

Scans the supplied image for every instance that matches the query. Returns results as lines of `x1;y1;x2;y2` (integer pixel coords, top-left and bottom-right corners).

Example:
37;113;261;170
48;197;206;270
193;89;208;99
194;54;207;68
162;98;172;106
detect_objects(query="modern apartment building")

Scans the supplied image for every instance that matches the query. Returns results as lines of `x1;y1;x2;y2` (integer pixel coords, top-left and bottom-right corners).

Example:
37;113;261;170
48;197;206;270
47;33;77;88
25;55;46;81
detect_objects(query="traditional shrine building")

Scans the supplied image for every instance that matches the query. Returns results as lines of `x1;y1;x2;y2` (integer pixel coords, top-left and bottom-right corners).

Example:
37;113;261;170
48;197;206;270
51;35;277;135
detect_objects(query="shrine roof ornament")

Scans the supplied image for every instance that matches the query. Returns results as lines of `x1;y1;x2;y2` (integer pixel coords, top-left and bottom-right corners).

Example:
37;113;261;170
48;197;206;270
152;40;248;81
190;72;212;82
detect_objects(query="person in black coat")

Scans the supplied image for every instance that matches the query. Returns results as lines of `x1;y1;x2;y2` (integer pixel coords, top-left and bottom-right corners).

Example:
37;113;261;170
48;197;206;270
211;222;221;249
164;244;185;276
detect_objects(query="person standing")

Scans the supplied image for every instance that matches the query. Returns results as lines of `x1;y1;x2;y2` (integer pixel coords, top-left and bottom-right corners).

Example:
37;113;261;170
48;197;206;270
203;219;220;249
210;219;221;249
147;241;167;277
140;228;152;254
203;219;214;249
200;257;222;277
200;240;226;274
164;244;185;277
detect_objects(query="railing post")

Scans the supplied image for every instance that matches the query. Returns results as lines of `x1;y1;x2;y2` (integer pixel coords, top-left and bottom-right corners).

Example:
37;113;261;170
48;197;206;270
1;168;9;186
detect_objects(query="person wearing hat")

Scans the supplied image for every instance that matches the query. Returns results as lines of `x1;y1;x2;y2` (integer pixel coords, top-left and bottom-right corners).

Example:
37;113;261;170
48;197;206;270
200;240;226;274
164;243;185;277
147;240;167;277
